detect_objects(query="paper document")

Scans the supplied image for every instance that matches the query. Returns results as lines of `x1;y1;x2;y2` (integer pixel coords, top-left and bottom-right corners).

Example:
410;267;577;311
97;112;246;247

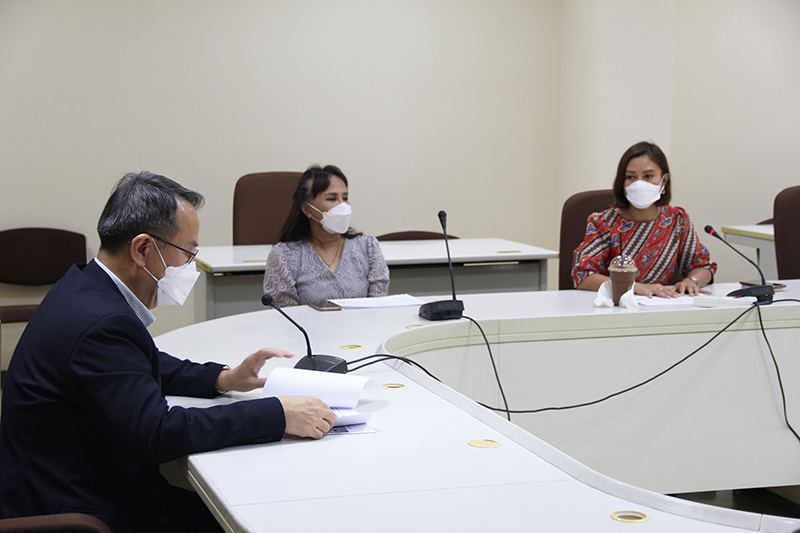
331;407;372;427
262;367;375;408
261;368;376;428
326;423;375;435
634;295;694;307
328;294;426;309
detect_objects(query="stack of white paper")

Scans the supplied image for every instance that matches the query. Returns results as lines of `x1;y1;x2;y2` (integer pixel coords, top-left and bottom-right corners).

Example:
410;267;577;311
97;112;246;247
328;294;426;309
261;367;377;431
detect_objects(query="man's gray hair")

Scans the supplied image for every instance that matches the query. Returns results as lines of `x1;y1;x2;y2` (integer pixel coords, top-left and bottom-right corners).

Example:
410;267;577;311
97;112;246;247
97;171;204;253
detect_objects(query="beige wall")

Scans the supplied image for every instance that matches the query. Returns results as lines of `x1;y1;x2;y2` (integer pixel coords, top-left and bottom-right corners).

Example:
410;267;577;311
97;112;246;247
558;0;676;197
671;0;800;283
1;0;799;341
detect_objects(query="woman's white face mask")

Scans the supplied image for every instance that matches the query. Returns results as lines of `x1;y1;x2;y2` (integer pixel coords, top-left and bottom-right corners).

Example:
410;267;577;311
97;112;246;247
143;244;200;307
625;178;665;210
307;202;352;234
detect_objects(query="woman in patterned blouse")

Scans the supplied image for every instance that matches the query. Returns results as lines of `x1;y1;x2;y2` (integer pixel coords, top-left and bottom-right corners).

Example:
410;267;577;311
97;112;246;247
573;142;716;298
263;165;389;307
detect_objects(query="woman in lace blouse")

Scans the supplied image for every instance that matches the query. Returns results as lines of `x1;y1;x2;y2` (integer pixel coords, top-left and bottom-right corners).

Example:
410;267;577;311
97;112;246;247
263;165;389;307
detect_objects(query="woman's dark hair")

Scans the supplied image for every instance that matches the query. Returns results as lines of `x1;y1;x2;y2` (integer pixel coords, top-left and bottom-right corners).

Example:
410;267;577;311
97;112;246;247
278;164;360;242
612;141;671;208
97;171;204;253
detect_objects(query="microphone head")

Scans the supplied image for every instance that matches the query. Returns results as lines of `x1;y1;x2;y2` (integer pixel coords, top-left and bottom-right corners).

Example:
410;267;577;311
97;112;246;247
438;210;447;231
704;225;718;237
261;294;275;307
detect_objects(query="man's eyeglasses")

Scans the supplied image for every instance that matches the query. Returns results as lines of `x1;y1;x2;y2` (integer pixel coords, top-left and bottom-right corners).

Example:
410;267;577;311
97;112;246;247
147;233;199;264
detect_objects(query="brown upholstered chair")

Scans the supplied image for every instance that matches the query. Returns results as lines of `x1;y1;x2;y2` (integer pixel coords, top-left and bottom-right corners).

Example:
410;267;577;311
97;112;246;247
0;228;86;287
376;231;459;242
558;190;615;290
0;228;86;322
773;185;800;280
0;512;113;533
232;172;302;245
0;228;86;380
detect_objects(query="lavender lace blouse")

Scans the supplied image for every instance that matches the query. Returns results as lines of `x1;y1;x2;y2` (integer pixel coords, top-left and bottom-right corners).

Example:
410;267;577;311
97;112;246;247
263;235;390;307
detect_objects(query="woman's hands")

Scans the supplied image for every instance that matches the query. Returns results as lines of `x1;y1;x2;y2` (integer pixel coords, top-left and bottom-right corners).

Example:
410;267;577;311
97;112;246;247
673;278;710;297
635;282;679;298
635;280;710;298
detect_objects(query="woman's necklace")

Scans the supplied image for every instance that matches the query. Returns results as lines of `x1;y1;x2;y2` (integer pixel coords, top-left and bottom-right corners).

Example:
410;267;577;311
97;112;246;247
309;238;344;271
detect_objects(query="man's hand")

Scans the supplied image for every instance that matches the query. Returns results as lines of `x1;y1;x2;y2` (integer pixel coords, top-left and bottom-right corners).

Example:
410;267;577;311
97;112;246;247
216;348;294;392
279;396;337;439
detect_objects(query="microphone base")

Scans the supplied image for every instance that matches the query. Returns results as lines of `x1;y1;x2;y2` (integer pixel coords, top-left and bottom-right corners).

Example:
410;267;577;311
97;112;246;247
419;299;464;321
294;355;348;373
727;285;774;303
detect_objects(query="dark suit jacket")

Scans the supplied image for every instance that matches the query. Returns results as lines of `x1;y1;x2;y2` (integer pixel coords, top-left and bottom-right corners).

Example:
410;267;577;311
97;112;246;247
0;261;286;531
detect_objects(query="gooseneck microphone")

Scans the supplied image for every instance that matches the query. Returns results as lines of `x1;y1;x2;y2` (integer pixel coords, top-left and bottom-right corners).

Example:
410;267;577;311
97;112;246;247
261;294;348;373
704;225;774;303
440;210;458;301
419;210;465;321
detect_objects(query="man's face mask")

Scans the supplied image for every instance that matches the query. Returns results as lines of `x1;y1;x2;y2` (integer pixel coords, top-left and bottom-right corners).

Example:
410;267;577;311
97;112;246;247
143;243;200;307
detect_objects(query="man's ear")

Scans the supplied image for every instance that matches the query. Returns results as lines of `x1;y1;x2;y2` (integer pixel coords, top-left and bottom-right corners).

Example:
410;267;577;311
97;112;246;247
129;234;153;268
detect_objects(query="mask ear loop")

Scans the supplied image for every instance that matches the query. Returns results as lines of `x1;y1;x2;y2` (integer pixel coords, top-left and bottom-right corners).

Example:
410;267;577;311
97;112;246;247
305;202;327;227
658;174;667;196
143;240;168;283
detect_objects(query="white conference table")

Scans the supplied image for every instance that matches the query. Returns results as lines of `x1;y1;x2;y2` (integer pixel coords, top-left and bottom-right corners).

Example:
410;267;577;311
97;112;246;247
158;283;800;532
192;238;557;321
722;225;776;280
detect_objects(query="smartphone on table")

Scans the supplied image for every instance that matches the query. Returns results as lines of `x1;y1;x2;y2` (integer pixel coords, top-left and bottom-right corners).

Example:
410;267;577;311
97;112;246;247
308;301;342;311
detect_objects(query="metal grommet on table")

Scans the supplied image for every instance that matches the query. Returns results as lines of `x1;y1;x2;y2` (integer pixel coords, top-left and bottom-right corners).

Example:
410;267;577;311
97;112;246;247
339;344;362;350
610;511;650;523
468;439;500;448
383;383;407;390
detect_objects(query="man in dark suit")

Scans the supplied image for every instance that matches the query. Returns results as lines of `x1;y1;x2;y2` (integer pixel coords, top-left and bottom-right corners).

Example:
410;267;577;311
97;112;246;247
0;172;335;532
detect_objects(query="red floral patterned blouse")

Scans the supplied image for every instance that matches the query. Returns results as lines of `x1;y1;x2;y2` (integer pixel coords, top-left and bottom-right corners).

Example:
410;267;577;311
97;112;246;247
572;206;716;288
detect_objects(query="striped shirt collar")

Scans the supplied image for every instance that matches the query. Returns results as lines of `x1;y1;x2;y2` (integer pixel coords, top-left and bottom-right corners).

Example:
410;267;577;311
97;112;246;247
93;257;156;329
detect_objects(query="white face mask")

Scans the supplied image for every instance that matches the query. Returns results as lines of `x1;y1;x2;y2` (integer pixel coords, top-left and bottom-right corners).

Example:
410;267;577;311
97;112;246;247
143;244;200;307
625;178;665;210
307;202;352;234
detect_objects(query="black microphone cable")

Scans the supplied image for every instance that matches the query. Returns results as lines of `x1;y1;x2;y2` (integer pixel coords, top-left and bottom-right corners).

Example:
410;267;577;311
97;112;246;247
346;353;441;381
462;315;511;421
477;297;800;447
345;315;511;420
754;298;800;442
346;299;800;443
477;302;759;416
